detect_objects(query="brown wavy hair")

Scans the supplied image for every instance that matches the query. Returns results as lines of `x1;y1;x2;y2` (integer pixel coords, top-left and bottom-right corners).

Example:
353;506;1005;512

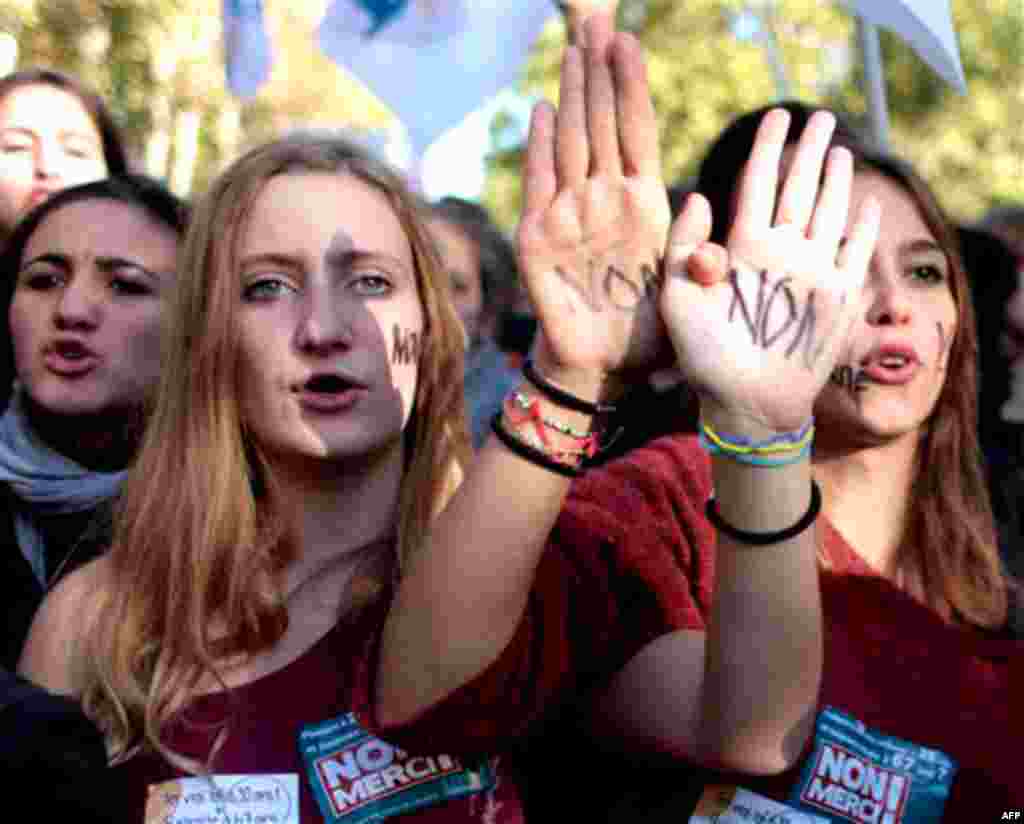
698;103;1008;628
78;134;469;766
840;149;1008;629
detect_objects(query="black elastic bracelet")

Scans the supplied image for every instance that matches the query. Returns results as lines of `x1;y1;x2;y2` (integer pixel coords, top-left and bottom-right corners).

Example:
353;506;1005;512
491;413;581;478
705;480;822;546
522;358;616;416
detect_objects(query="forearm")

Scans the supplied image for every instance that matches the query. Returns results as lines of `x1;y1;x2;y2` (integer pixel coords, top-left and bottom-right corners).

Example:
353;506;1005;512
589;449;820;773
698;451;821;773
376;349;610;726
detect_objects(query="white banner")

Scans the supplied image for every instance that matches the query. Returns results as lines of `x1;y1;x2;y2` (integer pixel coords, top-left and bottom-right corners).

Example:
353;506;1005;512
318;0;556;154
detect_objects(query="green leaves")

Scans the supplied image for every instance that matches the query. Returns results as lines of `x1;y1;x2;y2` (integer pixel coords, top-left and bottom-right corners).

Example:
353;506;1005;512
486;0;1024;228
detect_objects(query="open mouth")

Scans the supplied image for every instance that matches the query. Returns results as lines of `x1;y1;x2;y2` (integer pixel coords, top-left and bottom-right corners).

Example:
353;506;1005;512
297;373;365;413
860;352;918;384
305;374;353;394
55;341;94;360
44;341;99;376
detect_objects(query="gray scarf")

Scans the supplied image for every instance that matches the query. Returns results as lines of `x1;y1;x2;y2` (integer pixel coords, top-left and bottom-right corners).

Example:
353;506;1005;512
0;387;126;585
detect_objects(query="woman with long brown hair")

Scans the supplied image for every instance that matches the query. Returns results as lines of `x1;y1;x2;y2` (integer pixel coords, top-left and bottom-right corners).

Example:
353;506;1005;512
0;175;186;672
366;25;1020;824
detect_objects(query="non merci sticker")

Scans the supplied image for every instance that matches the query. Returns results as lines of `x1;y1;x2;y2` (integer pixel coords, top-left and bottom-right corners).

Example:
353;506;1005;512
790;706;956;823
299;712;494;823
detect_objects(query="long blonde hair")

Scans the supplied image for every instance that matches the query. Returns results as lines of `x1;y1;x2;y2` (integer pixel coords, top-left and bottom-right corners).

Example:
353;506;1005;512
79;135;469;766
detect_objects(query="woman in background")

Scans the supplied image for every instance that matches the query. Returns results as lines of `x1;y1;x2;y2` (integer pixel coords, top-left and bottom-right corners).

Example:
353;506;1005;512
0;175;186;670
427;196;521;447
0;68;129;246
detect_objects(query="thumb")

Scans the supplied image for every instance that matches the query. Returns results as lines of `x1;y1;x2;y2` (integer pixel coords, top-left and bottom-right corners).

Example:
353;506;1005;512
686;242;729;287
664;191;712;278
665;193;734;287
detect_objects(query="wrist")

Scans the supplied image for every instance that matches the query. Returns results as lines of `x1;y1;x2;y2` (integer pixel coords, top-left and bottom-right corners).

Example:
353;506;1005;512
698;397;814;443
531;336;626;407
711;457;815;536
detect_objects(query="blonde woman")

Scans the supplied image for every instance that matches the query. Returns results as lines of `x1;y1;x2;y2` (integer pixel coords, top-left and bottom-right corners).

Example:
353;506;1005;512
18;136;487;821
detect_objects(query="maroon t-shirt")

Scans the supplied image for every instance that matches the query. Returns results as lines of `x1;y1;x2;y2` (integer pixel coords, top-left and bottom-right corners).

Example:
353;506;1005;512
357;433;1023;821
116;594;524;823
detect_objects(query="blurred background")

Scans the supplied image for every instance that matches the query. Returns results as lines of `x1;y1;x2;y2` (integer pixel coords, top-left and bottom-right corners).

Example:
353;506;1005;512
1;0;1019;230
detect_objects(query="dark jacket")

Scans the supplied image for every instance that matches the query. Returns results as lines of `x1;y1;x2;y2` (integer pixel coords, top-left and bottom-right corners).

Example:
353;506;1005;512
0;488;113;671
0;666;131;821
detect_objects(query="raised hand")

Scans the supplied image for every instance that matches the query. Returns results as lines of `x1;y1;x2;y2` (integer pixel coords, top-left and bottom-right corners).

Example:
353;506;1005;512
517;12;687;398
659;109;881;433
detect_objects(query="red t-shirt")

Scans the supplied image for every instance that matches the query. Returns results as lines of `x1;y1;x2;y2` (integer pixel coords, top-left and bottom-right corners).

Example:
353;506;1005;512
116;593;525;823
356;433;1023;821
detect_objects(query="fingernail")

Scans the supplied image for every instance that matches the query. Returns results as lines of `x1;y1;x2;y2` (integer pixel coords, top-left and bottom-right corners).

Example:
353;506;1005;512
696;242;728;270
666;242;698;272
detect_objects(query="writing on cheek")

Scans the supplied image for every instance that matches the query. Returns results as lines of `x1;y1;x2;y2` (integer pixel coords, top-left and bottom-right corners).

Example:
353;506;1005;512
554;255;663;314
728;268;824;369
829;365;868;394
392;324;423;365
936;321;951;367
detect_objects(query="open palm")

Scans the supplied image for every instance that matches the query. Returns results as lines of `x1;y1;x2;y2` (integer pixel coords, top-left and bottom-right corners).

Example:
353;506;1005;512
659;109;881;433
517;14;681;388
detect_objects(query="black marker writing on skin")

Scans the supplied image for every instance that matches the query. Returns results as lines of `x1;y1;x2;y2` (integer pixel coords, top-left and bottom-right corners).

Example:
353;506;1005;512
554;255;662;314
829;365;868;394
640;260;663;296
553;264;598;314
936;321;950;367
603;264;643;311
392;325;422;365
728;268;825;369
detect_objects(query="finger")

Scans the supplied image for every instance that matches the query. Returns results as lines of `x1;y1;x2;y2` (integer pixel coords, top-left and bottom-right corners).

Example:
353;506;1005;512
807;146;853;251
583;12;622;175
667;191;712;259
522;102;557;219
665;192;711;281
773;110;836;230
613;32;660;178
836;194;881;292
555;45;588;188
688;243;729;287
730;108;791;240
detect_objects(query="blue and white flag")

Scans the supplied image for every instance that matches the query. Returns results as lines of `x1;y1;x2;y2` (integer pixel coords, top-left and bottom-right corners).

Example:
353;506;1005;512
318;0;556;154
838;0;967;93
223;0;274;99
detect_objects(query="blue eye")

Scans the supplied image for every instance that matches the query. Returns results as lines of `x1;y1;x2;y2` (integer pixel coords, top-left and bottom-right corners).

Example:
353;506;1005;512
242;278;295;301
351;274;392;296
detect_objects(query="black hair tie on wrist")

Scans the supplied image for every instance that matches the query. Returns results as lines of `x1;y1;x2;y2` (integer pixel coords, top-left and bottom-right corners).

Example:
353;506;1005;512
522;358;616;416
491;413;581;478
706;480;822;546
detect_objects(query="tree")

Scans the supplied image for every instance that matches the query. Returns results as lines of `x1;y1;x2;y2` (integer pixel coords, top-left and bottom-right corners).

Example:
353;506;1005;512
0;0;395;195
482;0;1024;229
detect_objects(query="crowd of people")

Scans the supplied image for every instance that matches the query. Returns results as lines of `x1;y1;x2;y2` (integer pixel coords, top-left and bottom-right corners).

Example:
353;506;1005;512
1;9;1022;823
